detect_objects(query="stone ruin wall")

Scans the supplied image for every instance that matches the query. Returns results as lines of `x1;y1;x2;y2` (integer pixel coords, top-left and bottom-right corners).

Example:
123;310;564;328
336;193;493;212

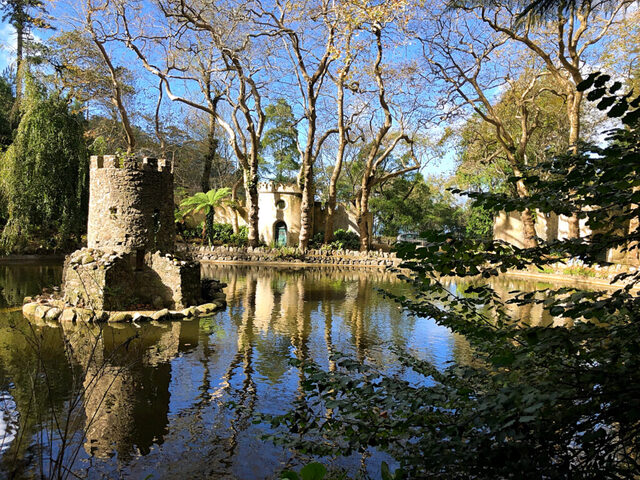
63;248;201;311
257;182;304;246
147;251;201;309
87;155;175;254
61;156;204;313
494;210;639;265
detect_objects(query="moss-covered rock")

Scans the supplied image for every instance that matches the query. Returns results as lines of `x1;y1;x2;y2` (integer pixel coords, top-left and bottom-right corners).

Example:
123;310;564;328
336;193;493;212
22;302;38;316
108;312;132;323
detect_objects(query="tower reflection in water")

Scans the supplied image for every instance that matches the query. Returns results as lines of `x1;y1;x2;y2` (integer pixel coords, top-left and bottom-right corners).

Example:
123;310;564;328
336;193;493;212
60;320;200;460
2;264;480;478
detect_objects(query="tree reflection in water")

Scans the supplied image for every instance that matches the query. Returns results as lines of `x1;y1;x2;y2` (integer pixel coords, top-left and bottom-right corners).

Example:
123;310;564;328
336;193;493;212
1;263;478;479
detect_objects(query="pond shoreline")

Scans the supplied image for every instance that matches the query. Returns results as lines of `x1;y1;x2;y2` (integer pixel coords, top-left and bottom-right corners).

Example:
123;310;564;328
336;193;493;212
199;258;397;269
183;244;402;268
504;269;638;291
2;253;636;290
0;254;66;264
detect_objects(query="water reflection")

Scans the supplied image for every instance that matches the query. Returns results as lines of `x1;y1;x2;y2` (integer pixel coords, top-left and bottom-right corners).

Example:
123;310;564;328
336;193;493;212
0;259;61;309
60;321;200;460
1;263;464;479
448;275;581;328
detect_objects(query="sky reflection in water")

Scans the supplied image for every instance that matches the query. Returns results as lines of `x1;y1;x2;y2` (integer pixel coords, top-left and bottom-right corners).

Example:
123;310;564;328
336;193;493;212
0;262;558;479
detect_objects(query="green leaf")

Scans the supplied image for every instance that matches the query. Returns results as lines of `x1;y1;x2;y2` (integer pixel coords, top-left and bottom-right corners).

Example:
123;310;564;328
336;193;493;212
587;88;606;101
299;462;326;480
576;73;598;92
279;472;300;480
596;96;616;111
381;461;393;480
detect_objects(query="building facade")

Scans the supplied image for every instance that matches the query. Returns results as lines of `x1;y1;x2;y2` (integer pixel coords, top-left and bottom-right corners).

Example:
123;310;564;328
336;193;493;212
214;182;367;247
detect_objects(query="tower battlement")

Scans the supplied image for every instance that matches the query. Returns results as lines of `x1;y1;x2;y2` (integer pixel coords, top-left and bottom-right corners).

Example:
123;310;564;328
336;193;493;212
257;181;301;195
90;155;173;173
87;155;175;253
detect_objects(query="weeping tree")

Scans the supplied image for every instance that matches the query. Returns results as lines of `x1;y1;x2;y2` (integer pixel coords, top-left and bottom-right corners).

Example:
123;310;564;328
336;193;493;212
0;75;15;150
0;75;88;252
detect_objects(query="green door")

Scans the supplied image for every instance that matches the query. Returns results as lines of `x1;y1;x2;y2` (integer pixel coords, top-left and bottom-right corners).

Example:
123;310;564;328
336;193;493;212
275;222;287;247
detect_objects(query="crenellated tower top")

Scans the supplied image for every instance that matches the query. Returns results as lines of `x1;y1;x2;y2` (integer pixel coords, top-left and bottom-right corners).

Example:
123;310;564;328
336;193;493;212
87;155;175;253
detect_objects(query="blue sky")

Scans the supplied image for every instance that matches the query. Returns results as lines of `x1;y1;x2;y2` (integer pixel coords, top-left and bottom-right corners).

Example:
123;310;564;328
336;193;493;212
0;16;458;178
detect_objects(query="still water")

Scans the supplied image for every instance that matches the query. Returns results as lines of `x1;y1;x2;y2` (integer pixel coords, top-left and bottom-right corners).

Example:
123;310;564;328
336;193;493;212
0;261;562;479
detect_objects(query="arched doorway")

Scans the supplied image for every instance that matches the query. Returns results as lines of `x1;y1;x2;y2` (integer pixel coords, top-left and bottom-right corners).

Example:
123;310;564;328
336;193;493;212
274;221;287;247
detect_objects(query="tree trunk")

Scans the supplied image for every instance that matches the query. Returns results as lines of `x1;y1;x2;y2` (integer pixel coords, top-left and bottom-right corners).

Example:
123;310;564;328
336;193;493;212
201;115;216;192
514;175;538;248
323;194;337;244
10;21;24;124
357;213;371;252
566;91;583;239
244;168;259;247
205;209;214;246
357;186;372;251
298;162;314;250
231;178;241;234
520;208;538;249
324;73;348;244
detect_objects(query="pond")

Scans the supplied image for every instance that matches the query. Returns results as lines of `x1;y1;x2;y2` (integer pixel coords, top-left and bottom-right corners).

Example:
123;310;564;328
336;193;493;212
0;261;570;479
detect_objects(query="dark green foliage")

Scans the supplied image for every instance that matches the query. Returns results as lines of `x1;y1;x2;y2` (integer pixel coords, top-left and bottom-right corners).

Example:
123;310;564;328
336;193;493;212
280;462;327;480
1;75;88;252
309;232;325;249
261;98;299;183
0;75;15;150
370;174;466;237
229;225;249;247
210;222;234;242
0;0;48;31
266;76;640;478
464;203;493;239
178;188;231;245
330;229;360;251
202;223;248;246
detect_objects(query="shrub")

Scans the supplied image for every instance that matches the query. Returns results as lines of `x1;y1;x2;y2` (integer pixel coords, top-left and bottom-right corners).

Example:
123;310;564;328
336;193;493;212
562;266;597;277
309;231;325;249
266;75;640;479
210;223;234;243
228;226;248;247
273;245;304;260
330;229;360;251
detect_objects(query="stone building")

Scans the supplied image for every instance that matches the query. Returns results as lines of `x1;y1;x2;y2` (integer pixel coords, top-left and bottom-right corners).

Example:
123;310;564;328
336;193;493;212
494;210;639;264
63;155;202;311
213;182;368;247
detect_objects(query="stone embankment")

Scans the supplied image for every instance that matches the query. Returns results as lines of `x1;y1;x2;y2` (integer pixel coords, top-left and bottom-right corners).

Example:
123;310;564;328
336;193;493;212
180;244;402;268
22;278;227;324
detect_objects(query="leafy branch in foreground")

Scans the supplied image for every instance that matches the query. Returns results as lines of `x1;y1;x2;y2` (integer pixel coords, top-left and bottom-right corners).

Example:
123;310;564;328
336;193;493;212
264;75;640;479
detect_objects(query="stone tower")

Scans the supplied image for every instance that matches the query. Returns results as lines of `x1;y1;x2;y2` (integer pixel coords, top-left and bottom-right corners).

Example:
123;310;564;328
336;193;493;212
87;155;175;254
62;155;203;312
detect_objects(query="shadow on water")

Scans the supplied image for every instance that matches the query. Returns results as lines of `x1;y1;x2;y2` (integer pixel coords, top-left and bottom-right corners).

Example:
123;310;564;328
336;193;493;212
0;262;580;479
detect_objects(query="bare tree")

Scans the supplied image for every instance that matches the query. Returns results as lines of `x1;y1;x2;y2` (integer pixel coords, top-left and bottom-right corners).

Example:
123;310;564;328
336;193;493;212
84;0;136;153
118;0;269;246
419;11;551;248
353;26;419;251
323;52;358;244
252;0;338;250
474;0;634;237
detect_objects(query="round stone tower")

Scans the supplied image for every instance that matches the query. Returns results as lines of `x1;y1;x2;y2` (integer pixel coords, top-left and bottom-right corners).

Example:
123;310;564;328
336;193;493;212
87;155;175;254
